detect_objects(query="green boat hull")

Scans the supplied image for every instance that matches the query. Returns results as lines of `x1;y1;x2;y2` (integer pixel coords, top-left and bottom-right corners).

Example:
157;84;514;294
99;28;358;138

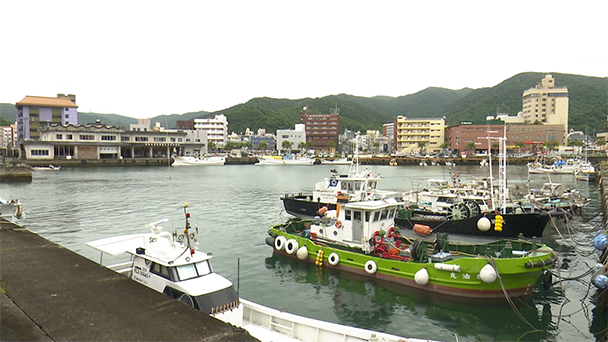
268;225;555;300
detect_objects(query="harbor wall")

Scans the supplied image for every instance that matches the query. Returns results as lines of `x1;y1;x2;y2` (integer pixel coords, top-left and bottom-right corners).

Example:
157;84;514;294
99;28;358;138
0;221;258;342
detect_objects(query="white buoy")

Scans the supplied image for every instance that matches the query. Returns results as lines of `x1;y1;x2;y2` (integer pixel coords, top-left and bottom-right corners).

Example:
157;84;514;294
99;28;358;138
477;216;491;232
296;246;308;260
328;252;340;266
415;268;429;285
480;264;497;283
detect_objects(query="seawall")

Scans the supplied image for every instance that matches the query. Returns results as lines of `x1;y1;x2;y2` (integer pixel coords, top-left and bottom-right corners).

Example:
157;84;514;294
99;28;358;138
0;221;258;341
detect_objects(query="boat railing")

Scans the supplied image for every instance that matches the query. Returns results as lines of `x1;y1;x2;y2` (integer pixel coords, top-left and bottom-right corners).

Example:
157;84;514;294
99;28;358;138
106;261;134;276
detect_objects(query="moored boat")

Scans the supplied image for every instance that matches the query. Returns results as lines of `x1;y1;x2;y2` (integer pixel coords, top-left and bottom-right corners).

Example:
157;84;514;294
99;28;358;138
0;197;25;224
31;164;62;171
255;154;314;165
267;198;556;300
87;203;416;342
171;155;225;166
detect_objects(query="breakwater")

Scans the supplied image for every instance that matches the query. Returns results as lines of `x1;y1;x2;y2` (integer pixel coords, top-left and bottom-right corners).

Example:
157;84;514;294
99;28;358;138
0;221;258;342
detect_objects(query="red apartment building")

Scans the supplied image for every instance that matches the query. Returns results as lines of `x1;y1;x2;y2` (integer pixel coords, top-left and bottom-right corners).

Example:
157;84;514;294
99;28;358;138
299;107;339;153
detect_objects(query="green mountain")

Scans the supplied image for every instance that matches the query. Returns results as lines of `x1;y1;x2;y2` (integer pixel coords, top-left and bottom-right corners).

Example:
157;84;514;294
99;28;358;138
1;72;606;135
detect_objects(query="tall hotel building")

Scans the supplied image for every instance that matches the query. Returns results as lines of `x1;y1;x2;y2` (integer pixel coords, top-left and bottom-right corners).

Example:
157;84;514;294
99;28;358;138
16;94;78;141
521;74;569;135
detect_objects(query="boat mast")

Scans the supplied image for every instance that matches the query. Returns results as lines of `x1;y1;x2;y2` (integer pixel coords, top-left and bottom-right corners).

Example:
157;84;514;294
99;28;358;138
349;134;360;178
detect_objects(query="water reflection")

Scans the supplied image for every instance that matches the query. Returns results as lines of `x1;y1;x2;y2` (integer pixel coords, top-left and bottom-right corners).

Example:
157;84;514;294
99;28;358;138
264;253;560;341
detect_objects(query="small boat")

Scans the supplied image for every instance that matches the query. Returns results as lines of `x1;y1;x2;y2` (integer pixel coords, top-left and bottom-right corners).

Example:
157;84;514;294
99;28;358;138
320;157;350;165
171;155;225;166
267;198;556;300
281;147;401;218
87;204;413;342
31;164;62;171
255;154;314;166
0;197;25;224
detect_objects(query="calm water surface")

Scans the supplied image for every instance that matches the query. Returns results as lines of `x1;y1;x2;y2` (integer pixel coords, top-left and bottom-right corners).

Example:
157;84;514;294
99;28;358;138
2;163;606;342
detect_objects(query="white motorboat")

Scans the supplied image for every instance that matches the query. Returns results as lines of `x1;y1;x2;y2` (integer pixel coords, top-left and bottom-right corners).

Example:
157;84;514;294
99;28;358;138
86;204;416;342
31;164;62;171
172;155;225;166
0;197;24;224
255;154;314;165
320;157;350;165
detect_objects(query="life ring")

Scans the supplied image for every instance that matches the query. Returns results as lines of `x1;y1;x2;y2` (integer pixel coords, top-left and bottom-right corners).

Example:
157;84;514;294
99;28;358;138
285;239;299;255
328;252;340;266
274;236;287;251
335;220;342;228
364;260;377;274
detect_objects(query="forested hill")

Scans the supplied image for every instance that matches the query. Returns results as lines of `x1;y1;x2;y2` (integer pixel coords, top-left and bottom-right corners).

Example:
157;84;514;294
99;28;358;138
1;72;607;134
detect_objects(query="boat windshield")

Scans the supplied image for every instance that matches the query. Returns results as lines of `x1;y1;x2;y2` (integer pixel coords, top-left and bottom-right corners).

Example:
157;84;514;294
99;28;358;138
176;261;212;281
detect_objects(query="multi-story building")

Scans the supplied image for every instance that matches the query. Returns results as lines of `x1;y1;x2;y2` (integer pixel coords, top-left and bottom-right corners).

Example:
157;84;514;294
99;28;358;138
0;126;15;149
394;116;446;154
505;124;565;149
15;94;78;141
277;124;306;153
382;122;395;153
193;114;228;147
522;74;569;135
299;106;339;153
446;121;505;155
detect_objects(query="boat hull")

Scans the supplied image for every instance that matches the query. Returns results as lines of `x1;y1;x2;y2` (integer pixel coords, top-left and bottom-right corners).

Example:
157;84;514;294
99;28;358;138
281;195;336;218
267;229;553;300
394;211;555;238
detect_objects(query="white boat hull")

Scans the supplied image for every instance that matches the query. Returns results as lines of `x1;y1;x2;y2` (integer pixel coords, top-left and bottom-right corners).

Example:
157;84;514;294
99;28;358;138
172;156;225;166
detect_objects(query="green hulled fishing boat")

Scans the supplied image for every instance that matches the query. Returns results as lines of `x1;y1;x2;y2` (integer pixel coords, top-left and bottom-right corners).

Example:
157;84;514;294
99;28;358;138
266;198;556;300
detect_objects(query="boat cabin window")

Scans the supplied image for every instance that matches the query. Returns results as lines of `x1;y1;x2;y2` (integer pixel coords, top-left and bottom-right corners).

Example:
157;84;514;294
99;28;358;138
176;261;212;281
365;211;371;222
373;211;380;222
388;208;395;219
150;262;174;280
353;211;361;221
345;210;352;221
380;209;388;220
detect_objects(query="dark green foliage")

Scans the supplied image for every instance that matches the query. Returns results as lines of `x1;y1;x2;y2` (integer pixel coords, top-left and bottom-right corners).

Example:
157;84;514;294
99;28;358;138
1;72;606;134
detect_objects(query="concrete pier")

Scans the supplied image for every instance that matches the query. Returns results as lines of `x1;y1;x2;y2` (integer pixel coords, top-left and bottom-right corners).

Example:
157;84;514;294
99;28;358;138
0;221;258;342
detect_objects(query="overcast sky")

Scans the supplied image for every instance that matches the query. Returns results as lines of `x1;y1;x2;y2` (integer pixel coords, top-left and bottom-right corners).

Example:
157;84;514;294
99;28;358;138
2;1;607;119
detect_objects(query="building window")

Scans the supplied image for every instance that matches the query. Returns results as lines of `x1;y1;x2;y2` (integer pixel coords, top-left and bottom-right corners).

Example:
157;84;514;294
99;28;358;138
66;134;73;140
79;134;95;141
153;137;166;142
122;136;130;142
101;135;117;141
135;137;149;142
55;134;63;140
31;149;50;156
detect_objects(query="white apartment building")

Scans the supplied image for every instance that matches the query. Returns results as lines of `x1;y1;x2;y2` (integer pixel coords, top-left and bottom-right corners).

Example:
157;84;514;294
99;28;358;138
277;123;306;153
522;74;569;135
193;114;228;147
394;116;446;154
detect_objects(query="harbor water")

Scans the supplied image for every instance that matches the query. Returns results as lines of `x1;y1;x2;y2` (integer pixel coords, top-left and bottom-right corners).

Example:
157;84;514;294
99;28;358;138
2;163;606;342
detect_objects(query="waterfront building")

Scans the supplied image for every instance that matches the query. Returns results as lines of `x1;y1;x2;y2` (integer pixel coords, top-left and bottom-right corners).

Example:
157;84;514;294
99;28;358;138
299;106;339;153
22;122;206;161
522;74;569;135
277;124;306;153
446;121;505;155
15;94;78;141
505;124;565;149
193;114;228;148
394;116;446;155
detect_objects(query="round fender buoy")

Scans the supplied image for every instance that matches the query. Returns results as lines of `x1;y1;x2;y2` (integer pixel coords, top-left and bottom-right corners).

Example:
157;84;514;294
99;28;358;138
480;264;497;283
593;231;608;251
285;239;299;255
364;260;377;274
477;216;491;232
328;252;340;266
296;246;308;260
414;268;429;285
274;236;287;251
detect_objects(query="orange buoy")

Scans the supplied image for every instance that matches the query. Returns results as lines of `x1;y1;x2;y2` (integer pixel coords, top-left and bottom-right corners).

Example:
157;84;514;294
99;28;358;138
413;224;431;236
